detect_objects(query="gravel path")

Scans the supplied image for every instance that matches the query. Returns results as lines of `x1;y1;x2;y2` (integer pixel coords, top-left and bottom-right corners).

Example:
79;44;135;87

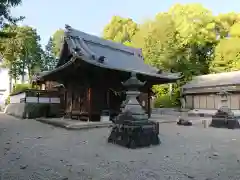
0;113;240;180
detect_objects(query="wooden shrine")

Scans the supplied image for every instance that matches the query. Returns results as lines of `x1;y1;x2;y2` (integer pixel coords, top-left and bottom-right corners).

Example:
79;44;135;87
33;25;181;122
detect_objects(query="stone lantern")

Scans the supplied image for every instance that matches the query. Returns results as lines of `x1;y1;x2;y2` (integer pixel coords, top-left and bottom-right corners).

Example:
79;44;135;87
107;72;160;148
211;89;240;129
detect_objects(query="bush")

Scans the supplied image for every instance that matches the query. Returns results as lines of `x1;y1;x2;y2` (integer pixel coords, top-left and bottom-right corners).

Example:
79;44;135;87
12;83;32;94
154;95;176;108
153;84;181;108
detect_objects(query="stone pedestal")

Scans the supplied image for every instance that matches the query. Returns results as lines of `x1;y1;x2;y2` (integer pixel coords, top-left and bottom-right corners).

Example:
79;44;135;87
211;106;240;129
210;91;240;129
107;73;160;148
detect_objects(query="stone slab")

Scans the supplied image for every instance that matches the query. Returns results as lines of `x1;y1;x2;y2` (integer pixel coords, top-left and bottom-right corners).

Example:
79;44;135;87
36;118;113;130
188;109;240;118
36;115;177;130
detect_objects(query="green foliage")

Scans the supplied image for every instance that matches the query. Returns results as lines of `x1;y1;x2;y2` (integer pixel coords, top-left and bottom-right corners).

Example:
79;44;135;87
153;84;181;108
5;83;32;105
5;96;10;105
103;16;139;44
51;29;65;58
210;37;240;73
1;25;43;83
12;83;32;94
41;37;58;71
102;3;240;106
40;29;64;71
0;0;24;37
154;95;175;108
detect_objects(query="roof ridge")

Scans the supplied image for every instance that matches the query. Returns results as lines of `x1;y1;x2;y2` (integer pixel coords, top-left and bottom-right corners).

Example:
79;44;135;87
197;71;240;78
64;24;143;59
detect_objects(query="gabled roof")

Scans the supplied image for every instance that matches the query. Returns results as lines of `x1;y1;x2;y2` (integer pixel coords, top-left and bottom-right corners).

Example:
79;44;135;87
182;71;240;89
39;25;181;83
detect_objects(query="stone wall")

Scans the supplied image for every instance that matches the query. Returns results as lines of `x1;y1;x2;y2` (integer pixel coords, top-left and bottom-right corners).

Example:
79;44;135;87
4;103;61;119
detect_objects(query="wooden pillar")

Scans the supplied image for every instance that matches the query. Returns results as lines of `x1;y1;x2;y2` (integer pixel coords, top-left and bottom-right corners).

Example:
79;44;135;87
70;89;73;115
147;88;151;118
107;89;110;111
88;87;92;121
63;89;67;111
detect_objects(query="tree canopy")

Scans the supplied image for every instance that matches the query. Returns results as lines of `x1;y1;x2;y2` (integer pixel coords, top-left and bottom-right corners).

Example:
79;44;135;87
103;16;139;45
1;25;43;83
102;4;240;107
0;0;25;37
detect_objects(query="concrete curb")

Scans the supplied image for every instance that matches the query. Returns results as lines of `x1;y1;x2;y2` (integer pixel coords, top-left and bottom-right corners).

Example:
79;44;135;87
36;118;177;130
36;118;113;130
36;118;72;129
151;120;177;124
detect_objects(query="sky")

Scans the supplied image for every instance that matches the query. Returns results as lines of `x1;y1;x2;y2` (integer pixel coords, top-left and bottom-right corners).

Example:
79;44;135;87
11;0;240;46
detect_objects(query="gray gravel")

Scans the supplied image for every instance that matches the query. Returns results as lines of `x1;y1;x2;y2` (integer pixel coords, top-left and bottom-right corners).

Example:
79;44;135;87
0;113;240;180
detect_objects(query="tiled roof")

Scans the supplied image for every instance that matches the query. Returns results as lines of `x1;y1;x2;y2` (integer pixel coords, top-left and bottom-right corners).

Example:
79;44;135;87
182;71;240;89
38;25;181;82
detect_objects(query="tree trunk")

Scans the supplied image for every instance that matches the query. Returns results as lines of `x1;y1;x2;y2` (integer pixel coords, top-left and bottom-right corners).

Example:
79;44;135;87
21;61;25;83
28;68;32;84
9;74;12;94
21;73;24;83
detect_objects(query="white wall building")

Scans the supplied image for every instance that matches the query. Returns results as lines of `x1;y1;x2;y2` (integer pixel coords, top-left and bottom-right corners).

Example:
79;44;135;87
0;58;29;105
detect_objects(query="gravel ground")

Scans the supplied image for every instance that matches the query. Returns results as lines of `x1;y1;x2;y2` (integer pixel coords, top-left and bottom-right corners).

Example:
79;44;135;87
0;113;240;180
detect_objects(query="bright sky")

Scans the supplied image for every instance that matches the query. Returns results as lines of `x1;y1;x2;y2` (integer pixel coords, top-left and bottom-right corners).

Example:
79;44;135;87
12;0;240;46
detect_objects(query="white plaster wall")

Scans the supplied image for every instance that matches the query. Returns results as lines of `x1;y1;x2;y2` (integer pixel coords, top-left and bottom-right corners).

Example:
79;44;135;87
0;68;10;103
10;92;26;103
0;67;29;103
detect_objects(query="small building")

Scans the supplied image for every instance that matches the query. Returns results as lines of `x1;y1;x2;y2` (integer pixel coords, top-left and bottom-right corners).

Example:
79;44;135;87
182;71;240;110
27;25;181;120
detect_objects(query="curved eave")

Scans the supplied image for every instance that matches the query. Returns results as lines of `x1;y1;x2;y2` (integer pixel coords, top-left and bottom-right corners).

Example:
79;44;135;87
39;53;181;84
35;57;77;81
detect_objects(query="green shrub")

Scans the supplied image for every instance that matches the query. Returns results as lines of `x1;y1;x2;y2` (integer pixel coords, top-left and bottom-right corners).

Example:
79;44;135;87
5;96;10;105
153;84;181;108
154;95;175;108
12;83;32;94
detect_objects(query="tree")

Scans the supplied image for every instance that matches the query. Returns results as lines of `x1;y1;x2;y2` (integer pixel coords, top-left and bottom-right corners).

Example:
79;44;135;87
132;13;177;70
210;14;240;73
131;4;216;77
41;37;58;71
103;16;139;44
17;26;43;82
101;4;240;107
215;12;240;38
210;37;240;73
1;26;22;85
0;0;24;37
102;3;220;107
51;29;64;58
1;25;43;86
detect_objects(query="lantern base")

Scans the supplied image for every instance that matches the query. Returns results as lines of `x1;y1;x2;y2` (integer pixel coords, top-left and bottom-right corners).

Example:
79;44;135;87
211;106;240;129
108;120;160;149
